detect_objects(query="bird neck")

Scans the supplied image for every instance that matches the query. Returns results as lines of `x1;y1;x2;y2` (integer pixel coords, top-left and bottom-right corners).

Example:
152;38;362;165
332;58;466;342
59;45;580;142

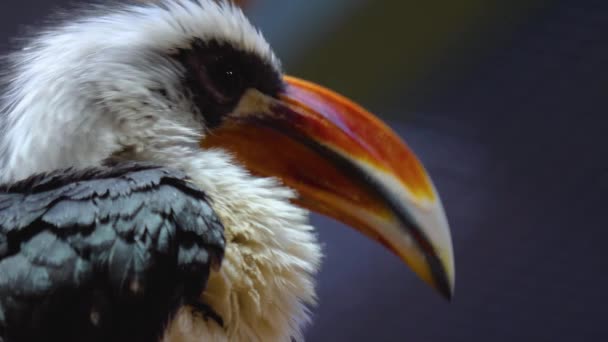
154;149;322;342
0;91;117;183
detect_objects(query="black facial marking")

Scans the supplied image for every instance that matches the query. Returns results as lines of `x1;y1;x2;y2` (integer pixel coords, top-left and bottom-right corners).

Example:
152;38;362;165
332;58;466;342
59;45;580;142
174;39;283;129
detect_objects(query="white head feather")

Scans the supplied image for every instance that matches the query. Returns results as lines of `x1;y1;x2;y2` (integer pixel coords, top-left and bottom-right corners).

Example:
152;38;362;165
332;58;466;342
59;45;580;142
0;1;321;341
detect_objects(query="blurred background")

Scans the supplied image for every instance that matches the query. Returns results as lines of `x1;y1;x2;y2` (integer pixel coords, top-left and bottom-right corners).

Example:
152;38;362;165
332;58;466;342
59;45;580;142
1;0;607;341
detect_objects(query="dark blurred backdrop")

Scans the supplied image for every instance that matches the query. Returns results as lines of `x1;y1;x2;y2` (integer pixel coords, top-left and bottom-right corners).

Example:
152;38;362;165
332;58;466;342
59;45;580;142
1;1;607;341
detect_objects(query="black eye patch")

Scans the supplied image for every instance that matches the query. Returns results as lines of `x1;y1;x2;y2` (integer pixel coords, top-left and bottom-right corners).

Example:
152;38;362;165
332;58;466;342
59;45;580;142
173;39;282;129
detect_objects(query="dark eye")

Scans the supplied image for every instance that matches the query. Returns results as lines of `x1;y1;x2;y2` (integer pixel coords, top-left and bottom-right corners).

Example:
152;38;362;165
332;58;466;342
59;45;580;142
205;57;244;104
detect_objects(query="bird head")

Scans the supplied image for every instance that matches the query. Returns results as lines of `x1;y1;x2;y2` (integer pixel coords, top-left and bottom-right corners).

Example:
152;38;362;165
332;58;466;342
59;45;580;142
0;0;454;340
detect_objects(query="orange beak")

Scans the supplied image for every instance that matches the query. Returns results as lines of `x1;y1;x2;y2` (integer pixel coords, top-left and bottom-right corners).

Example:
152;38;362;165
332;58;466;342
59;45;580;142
201;76;455;299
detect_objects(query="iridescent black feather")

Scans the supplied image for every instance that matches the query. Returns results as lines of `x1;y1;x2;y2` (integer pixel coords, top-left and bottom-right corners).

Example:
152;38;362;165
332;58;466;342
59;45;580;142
0;162;225;342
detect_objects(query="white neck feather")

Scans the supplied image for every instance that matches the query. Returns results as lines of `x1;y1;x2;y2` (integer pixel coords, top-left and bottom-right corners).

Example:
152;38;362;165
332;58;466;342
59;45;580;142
136;148;322;342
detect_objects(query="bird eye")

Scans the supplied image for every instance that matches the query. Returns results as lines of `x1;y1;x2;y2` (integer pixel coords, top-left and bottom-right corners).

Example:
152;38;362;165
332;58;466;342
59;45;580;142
206;57;244;104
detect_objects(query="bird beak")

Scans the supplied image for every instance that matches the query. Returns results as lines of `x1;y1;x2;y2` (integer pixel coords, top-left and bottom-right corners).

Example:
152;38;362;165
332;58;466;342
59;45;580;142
201;76;455;299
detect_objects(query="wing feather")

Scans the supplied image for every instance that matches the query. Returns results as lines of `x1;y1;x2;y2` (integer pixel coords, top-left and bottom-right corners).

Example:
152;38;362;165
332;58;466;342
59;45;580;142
0;162;224;342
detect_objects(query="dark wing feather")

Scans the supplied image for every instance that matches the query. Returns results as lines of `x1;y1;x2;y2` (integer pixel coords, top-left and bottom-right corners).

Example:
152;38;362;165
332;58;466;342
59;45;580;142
0;162;225;342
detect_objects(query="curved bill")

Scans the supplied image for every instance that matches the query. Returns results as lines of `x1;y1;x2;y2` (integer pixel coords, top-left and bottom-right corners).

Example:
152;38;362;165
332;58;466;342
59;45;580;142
201;76;455;299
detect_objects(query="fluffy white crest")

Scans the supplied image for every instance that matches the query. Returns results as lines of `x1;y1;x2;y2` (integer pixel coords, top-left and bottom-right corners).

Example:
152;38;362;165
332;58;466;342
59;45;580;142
0;0;280;183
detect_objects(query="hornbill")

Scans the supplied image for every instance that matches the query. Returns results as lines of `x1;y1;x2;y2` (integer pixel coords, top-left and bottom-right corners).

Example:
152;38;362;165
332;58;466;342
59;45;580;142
0;1;455;341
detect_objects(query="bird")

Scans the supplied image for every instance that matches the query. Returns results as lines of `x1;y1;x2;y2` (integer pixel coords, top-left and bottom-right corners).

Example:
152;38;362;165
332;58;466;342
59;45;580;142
0;1;455;341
